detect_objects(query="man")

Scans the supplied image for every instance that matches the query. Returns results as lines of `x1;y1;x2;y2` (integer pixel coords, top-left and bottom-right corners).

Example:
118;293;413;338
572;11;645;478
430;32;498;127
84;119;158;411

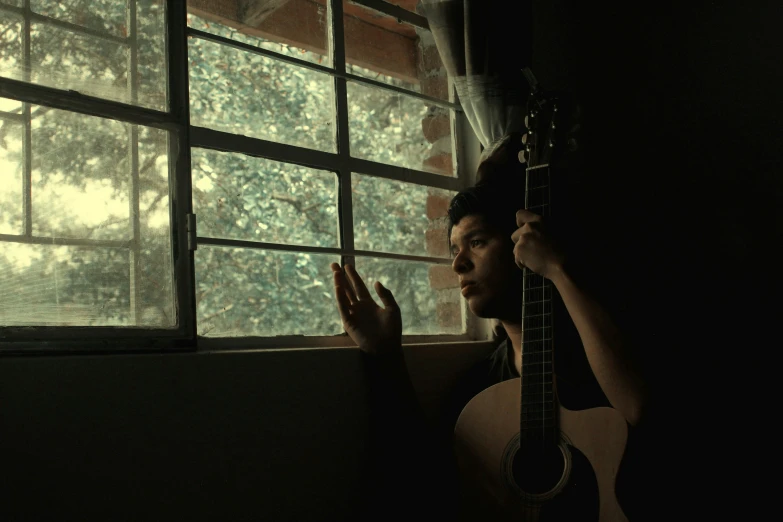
330;141;649;520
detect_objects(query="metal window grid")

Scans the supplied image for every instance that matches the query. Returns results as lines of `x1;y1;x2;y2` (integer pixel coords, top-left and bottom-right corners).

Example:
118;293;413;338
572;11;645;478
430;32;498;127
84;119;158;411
0;0;484;353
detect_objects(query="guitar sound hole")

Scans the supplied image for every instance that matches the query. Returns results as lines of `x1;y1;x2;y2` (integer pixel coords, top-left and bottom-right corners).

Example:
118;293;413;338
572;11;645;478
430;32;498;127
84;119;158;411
511;443;565;495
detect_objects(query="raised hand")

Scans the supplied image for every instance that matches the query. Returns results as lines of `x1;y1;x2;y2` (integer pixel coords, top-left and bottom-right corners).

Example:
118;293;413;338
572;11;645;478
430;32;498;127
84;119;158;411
330;262;402;357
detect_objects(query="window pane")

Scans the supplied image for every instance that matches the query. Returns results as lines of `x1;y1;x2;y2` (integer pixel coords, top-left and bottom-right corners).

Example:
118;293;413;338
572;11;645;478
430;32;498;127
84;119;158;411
0;116;23;235
0;96;22;113
187;0;329;66
31;109;130;240
0;10;22;76
137;126;175;328
31;0;128;37
343;0;449;99
136;0;168;110
352;173;454;258
354;257;464;335
348;81;454;176
189;36;336;152
31;23;130;103
0;244;131;326
196;246;341;337
0;105;176;328
192;148;339;248
0;1;167;110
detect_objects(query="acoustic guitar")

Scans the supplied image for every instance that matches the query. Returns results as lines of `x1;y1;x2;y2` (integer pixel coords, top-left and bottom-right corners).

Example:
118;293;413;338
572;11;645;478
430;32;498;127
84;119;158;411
452;69;629;521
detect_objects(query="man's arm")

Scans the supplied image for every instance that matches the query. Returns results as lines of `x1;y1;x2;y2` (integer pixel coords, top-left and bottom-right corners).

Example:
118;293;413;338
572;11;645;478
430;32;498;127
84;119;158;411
550;265;648;426
511;210;648;426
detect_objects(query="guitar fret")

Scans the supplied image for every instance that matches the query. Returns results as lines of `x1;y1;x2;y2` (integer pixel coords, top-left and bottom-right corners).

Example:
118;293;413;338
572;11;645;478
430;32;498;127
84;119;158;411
522;337;553;343
522;380;554;387
521;347;552;356
521;408;554;413
522;356;552;364
526;164;550;171
522;299;551;306
523;318;552;327
522;379;554;385
524;326;552;332
521;401;555;408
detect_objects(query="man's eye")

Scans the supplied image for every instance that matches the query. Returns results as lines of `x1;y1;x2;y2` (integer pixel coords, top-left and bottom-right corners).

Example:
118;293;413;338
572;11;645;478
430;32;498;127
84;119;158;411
470;239;485;247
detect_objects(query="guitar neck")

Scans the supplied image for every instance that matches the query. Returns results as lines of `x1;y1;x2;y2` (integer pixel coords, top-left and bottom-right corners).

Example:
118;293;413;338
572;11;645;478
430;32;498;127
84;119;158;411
520;163;557;445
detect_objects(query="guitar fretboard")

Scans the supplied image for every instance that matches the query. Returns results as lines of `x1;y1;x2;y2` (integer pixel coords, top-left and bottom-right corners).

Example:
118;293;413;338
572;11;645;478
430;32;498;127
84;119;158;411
520;164;557;445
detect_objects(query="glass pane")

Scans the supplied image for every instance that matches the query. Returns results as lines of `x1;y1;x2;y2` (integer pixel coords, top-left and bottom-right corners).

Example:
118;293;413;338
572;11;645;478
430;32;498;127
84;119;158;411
31;0;128;37
192;148;339;248
343;0;449;98
0;1;22;7
31;109;130;240
0;2;167;110
196;246;341;337
189;36;336;152
348;81;455;176
137;126;174;327
30;23;130;104
0;244;131;326
187;0;329;66
136;0;168;110
0;10;23;76
354;257;464;335
0;116;23;235
0;106;176;328
352;173;454;257
0;97;22;113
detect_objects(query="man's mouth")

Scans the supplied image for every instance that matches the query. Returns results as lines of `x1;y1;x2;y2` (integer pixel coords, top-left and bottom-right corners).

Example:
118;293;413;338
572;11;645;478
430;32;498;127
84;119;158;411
461;282;477;296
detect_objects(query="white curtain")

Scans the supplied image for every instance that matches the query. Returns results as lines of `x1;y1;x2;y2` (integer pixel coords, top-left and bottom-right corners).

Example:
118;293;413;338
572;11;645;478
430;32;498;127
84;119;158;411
420;0;531;162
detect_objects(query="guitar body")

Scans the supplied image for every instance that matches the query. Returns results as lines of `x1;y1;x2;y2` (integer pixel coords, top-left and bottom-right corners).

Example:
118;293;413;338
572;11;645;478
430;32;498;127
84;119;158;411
453;378;629;521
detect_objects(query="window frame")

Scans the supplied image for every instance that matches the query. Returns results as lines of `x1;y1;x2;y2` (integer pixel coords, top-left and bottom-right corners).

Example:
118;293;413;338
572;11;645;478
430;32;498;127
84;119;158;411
0;0;486;354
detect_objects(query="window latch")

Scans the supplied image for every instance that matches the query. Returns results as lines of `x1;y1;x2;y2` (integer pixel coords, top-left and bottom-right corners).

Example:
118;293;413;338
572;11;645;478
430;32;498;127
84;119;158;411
186;213;197;251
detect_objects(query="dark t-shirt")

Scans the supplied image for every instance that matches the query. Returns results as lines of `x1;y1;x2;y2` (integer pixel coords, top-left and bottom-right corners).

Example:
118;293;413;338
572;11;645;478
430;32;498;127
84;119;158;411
440;295;611;440
437;311;651;519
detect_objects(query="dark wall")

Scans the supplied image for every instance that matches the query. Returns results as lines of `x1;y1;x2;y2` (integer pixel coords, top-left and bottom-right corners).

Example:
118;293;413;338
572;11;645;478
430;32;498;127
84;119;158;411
0;349;370;522
531;0;780;517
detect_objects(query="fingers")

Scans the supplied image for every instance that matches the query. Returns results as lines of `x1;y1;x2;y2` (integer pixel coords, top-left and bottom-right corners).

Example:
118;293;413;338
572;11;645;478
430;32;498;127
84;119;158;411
344;264;373;302
331;263;352;321
516;209;543;227
374;281;399;310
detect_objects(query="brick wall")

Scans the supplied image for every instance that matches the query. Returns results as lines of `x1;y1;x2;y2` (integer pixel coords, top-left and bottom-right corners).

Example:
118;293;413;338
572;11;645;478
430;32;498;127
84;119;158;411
415;9;462;332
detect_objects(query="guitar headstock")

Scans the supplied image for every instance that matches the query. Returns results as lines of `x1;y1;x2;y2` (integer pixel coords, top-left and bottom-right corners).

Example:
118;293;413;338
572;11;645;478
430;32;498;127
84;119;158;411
518;68;581;170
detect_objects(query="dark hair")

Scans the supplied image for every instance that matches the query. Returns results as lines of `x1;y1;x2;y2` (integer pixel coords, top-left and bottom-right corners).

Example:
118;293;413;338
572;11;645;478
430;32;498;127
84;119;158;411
447;132;527;242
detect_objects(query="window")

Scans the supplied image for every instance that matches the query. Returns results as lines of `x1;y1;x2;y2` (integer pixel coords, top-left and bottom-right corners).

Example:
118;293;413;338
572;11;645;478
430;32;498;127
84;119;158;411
0;0;479;352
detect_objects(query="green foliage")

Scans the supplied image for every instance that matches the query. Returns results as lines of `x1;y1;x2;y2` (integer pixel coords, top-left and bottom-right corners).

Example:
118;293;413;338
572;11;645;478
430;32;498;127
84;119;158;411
0;4;460;336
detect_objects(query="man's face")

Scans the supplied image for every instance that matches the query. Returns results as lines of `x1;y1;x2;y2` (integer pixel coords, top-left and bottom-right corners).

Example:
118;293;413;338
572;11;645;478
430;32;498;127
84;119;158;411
449;214;522;321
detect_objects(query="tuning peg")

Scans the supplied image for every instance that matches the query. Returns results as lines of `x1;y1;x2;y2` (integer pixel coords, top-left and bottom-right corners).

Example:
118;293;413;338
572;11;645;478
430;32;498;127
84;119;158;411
518;149;527;164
